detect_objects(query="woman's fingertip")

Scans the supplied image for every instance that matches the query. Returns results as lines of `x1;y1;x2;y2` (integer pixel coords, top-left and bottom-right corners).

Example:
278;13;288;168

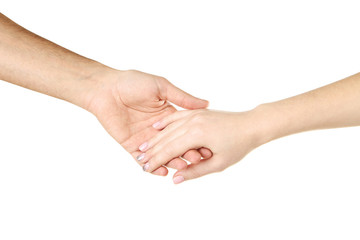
136;153;145;161
139;142;148;152
142;163;150;171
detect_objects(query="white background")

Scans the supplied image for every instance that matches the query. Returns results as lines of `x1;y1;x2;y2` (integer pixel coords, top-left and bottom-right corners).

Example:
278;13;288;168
1;1;360;239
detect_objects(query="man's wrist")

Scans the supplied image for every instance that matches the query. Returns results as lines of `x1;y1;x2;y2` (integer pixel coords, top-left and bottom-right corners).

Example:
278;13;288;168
67;63;119;111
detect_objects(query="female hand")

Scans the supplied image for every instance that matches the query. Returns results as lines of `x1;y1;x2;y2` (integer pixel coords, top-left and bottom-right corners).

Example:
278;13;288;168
85;70;212;176
137;109;267;183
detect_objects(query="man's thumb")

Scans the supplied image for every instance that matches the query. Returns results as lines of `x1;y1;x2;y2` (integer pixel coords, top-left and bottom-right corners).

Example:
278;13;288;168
173;159;219;184
163;80;209;109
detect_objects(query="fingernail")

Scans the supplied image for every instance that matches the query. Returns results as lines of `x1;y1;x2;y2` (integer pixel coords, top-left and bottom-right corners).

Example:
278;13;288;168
139;142;148;152
152;121;161;129
136;153;145;161
173;176;185;184
143;163;149;172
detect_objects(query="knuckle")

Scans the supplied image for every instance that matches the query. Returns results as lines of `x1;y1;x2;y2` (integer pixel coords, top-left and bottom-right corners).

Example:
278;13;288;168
143;150;153;163
151;147;173;168
191;112;203;121
125;69;138;76
161;146;174;159
149;156;162;171
189;111;207;124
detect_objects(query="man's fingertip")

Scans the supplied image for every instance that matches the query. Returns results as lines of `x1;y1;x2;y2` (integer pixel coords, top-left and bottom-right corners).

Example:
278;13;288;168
173;175;185;184
200;99;209;108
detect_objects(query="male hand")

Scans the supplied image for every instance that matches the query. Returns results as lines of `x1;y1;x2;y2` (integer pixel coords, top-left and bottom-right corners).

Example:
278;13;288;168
85;69;211;175
0;13;211;174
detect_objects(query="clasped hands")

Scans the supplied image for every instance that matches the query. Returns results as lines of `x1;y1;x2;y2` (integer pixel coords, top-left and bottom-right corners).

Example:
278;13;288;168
2;13;359;185
86;69;264;184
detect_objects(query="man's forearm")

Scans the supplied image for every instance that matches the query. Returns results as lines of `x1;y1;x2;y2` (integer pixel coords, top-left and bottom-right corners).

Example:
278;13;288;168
0;13;112;109
257;73;360;144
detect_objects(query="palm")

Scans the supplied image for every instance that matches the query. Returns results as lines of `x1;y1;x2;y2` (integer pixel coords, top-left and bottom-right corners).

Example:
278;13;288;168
87;70;209;175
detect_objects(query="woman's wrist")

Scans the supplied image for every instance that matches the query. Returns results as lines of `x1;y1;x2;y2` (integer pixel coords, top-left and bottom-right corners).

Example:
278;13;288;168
228;107;278;152
248;103;290;146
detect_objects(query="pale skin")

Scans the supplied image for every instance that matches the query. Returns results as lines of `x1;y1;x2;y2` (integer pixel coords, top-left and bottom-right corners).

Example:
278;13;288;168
0;13;212;175
141;73;360;184
2;13;359;185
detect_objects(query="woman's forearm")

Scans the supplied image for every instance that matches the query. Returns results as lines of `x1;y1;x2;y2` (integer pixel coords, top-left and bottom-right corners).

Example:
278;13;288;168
141;72;360;181
0;13;112;109
258;72;360;144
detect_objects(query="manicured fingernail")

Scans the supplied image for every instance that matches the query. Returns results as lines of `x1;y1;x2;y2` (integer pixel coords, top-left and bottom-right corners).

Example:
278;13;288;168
152;121;161;129
173;176;185;184
136;153;145;161
139;142;148;152
143;163;149;171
